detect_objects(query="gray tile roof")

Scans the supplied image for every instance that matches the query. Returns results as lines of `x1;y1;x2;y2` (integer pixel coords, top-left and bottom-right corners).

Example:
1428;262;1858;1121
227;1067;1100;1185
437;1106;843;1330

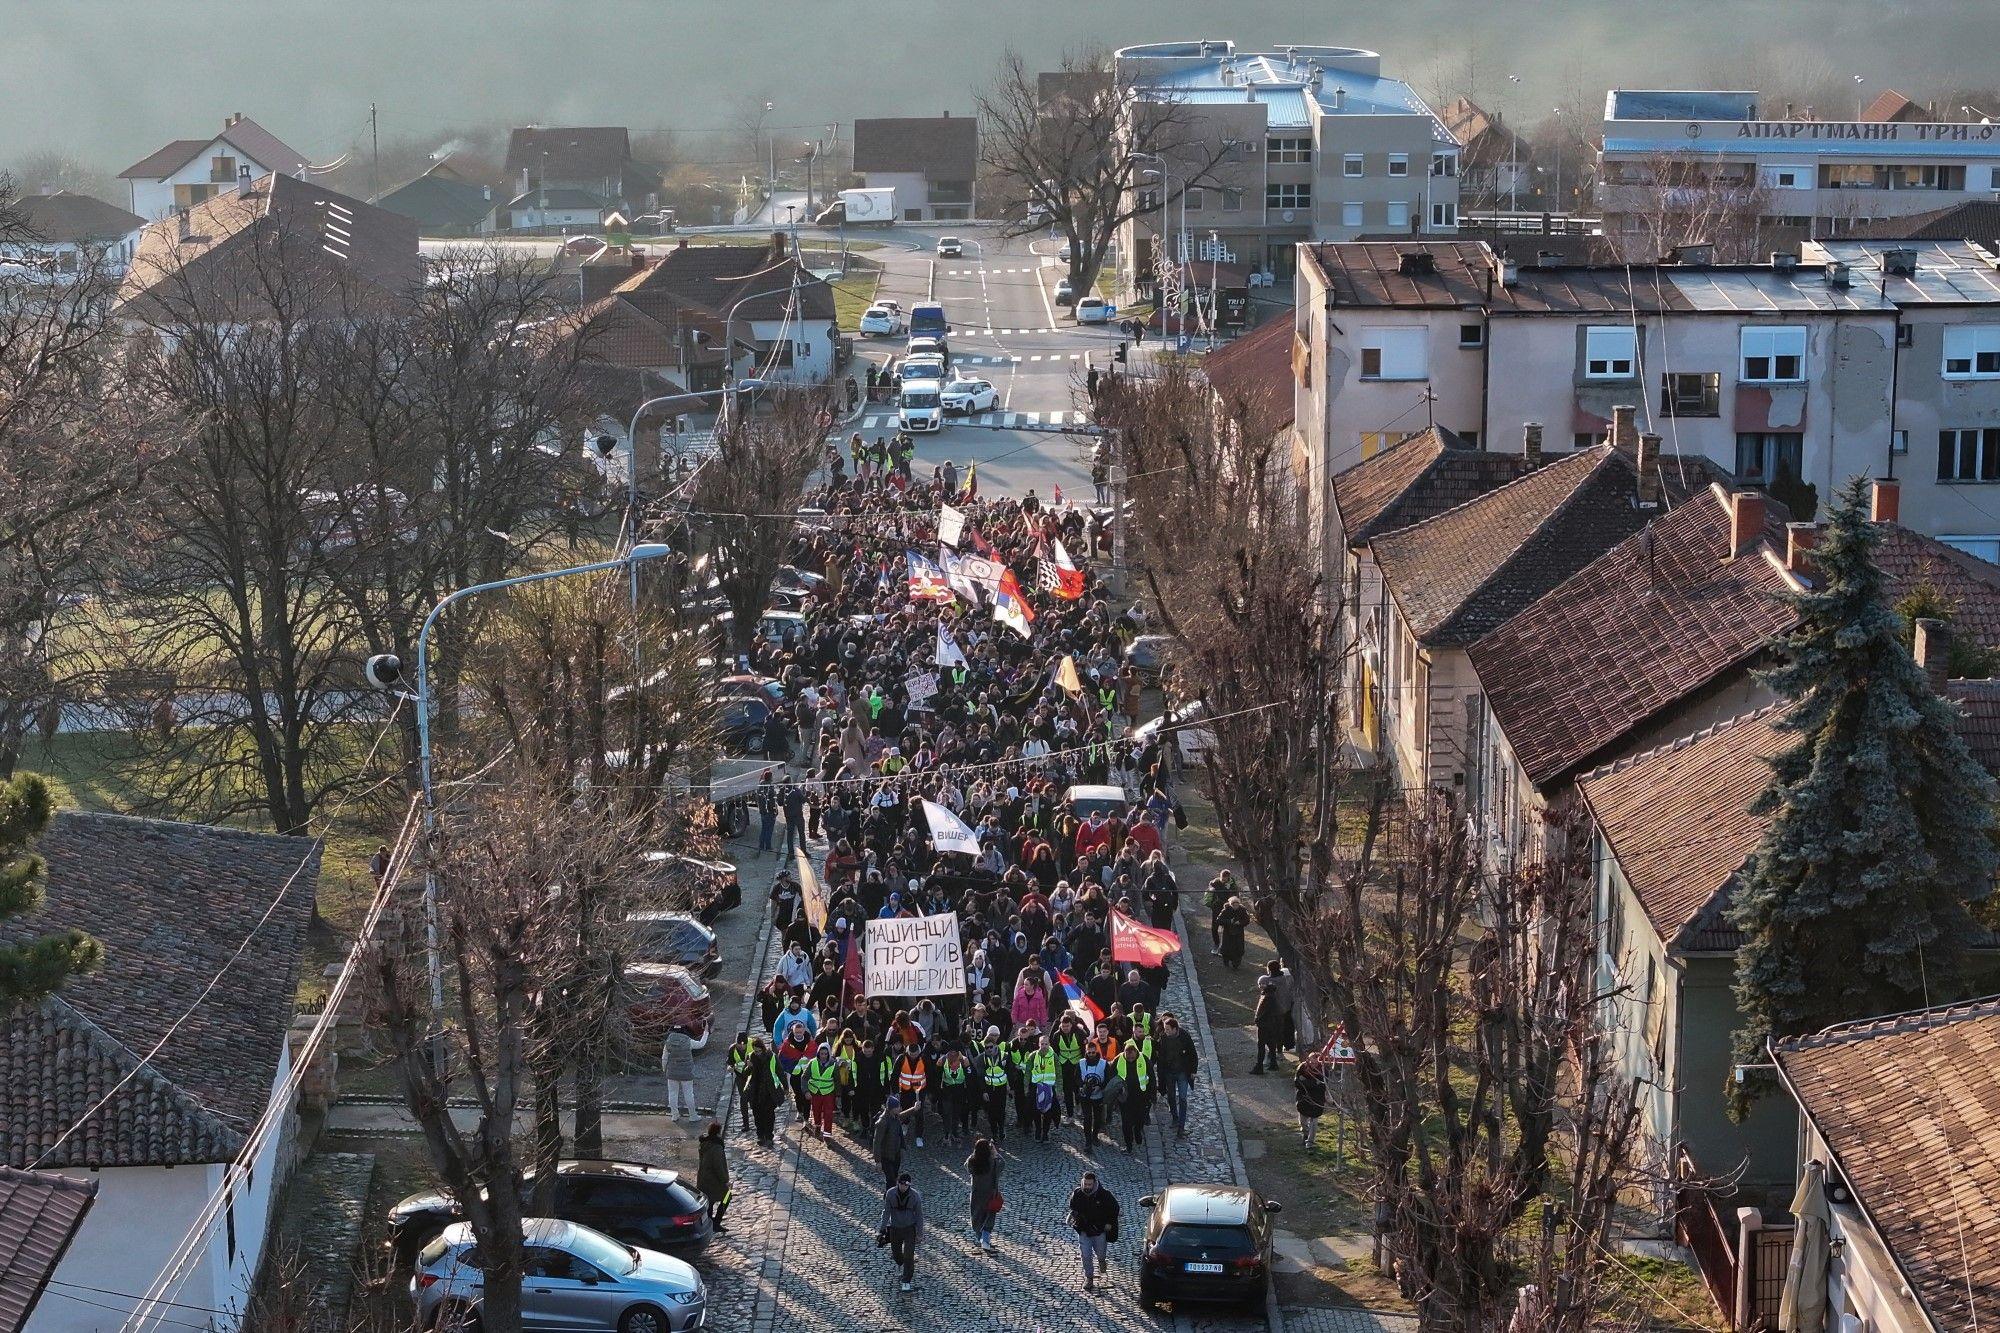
0;812;318;1169
0;1168;95;1333
851;116;978;181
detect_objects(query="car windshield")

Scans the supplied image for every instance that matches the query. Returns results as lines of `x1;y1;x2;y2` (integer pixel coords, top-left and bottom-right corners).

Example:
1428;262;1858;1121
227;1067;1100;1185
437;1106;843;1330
947;381;980;393
902;364;944;382
1157;1222;1257;1256
564;1225;640;1275
903;390;941;408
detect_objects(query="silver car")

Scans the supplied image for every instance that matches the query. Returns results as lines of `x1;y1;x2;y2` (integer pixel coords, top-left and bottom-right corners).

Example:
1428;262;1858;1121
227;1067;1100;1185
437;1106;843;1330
413;1218;706;1333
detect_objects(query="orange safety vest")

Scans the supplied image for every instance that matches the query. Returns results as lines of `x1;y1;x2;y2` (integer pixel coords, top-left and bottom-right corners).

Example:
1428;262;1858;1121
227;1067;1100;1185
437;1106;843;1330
895;1052;929;1094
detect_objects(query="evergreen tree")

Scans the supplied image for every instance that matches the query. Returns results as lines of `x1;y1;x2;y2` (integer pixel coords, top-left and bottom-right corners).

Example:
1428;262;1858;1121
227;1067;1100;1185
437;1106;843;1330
0;772;102;1011
1729;478;2000;1113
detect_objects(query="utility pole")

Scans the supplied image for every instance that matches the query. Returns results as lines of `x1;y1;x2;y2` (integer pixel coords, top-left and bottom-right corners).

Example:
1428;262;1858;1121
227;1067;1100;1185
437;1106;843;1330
370;102;380;201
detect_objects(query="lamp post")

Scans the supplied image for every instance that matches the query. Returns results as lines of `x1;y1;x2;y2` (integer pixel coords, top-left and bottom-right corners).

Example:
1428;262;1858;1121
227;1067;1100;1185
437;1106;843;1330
1131;152;1180;345
724;281;809;388
1506;74;1523;213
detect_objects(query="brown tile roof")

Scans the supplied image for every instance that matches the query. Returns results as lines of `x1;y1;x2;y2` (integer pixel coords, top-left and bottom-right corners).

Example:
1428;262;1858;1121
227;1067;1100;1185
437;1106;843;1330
13;192;144;245
1302;241;1692;314
1202;315;1294;440
618;241;835;322
1860;89;1924;123
1469;486;1801;788
1874;524;2000;649
1774;996;2000;1333
117;173;420;322
1330;427;1533;550
1947;680;2000;775
505;127;631;181
0;813;317;1168
119;117;310;181
0;1168;95;1333
117;138;211;181
851;116;979;181
1847;201;2000;249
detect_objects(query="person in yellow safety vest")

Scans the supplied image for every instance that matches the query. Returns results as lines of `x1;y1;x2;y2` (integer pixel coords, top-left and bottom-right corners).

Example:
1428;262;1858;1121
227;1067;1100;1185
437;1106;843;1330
1114;1042;1154;1152
803;1046;848;1137
1129;1005;1155;1043
894;1046;930;1146
726;1033;757;1133
877;746;907;775
974;1029;1011;1141
937;1049;974;1140
1007;1025;1040;1132
831;1030;861;1124
1028;1035;1061;1143
1052;1016;1086;1122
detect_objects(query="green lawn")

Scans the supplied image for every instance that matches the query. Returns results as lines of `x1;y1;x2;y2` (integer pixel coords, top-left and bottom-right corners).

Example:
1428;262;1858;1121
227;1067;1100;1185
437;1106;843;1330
832;271;883;331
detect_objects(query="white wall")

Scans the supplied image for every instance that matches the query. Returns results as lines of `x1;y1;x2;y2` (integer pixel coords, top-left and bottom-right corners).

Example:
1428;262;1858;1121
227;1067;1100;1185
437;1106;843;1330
128;139;281;221
746;314;837;383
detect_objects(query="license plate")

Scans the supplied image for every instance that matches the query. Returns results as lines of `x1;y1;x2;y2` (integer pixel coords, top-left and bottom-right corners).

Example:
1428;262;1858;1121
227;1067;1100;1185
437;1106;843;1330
1185;1262;1225;1274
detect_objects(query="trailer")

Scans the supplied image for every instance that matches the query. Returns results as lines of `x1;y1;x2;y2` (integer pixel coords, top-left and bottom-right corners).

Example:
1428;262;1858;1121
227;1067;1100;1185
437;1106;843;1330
839;187;898;226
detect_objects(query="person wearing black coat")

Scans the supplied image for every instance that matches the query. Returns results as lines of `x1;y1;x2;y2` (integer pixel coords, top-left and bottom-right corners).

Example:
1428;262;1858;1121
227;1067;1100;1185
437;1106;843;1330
1252;975;1288;1074
1294;1055;1329;1149
1214;896;1250;969
1152;1012;1199;1137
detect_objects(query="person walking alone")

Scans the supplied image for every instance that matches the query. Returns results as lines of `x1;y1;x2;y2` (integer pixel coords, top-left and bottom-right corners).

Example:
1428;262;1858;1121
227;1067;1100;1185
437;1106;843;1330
1295;1053;1329;1150
1076;1041;1111;1149
966;1137;1004;1250
1066;1170;1121;1293
1252;974;1287;1074
873;1093;918;1187
697;1121;732;1233
879;1172;925;1293
661;1027;698;1118
1153;1012;1198;1139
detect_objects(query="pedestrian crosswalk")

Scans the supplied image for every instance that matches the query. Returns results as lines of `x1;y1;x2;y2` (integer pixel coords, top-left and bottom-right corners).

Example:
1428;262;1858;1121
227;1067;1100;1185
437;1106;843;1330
952;352;1087;366
856;410;1088;430
941;267;1046;277
958;327;1061;336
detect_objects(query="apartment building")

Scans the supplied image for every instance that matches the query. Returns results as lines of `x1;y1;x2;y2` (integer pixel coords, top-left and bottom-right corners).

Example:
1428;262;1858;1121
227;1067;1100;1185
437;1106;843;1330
1113;41;1459;289
1596;90;2000;247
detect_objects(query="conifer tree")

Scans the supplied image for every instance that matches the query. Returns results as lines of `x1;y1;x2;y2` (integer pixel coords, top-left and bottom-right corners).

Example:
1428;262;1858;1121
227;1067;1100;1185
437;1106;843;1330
0;772;101;1011
1729;478;2000;1111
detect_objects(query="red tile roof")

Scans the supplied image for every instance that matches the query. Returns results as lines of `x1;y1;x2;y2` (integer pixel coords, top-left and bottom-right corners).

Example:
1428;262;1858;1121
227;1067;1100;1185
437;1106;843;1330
618;242;835;322
1873;524;2000;649
1202;315;1294;440
0;1168;95;1333
1860;89;1923;123
1330;427;1532;550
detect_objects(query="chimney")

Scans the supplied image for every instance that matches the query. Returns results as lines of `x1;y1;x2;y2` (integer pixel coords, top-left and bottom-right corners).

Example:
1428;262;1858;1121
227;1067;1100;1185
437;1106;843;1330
176;207;191;241
1785;521;1819;574
1522;422;1543;470
1914;617;1952;694
1727;490;1767;559
1331;86;1347;111
1870;477;1901;524
1771;251;1799;278
770;230;787;260
1499;257;1519;286
1610;403;1638;455
1636;433;1662;507
1825;260;1851;288
237;164;253;194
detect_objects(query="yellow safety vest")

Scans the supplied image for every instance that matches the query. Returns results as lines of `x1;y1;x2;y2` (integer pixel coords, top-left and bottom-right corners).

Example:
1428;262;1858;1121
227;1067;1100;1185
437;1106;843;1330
1029;1050;1059;1086
804;1058;840;1096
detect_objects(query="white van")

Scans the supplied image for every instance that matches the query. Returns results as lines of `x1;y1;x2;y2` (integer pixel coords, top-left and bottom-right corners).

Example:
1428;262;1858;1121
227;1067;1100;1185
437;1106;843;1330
900;381;943;432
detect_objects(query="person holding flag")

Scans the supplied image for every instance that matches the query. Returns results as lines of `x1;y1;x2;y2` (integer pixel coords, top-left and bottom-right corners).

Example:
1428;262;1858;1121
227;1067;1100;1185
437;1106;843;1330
993;567;1035;639
905;550;952;601
1036;535;1086;600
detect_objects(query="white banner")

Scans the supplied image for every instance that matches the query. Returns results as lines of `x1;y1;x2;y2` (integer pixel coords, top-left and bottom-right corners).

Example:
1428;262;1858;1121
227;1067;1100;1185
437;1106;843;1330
939;504;967;549
921;798;981;855
905;670;939;706
864;911;966;997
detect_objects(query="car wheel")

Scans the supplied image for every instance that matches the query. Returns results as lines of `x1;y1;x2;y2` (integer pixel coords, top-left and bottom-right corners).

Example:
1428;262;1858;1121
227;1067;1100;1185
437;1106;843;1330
619;1305;670;1333
1137;1275;1161;1311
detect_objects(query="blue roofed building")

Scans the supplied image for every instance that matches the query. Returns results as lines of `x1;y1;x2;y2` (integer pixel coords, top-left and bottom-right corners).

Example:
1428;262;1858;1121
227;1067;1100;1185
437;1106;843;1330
1111;41;1459;291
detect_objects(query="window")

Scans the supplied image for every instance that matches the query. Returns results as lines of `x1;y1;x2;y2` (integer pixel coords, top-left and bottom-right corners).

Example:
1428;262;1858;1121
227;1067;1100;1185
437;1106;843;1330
1760;165;1810;190
1359;327;1428;381
1136;188;1161;212
1386;199;1410;229
1938;427;2000;482
1431;151;1458;178
1359;431;1395;459
1343;153;1364;178
1268;137;1313;163
1430;201;1457;228
209;155;238;183
1943;326;2000;378
1221;187;1244;212
1342;202;1364;228
1388;153;1409;178
1897;324;1914;348
1893;429;1910;455
1661;371;1721;417
1183;187;1204;211
1740;326;1807;382
1459;430;1479;447
1267;182;1311;211
1459;323;1484;348
1584;326;1637;379
1573;432;1597;449
1736;432;1803;485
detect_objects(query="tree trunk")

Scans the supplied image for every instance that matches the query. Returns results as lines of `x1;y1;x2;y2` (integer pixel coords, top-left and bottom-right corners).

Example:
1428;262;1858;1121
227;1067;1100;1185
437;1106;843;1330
573;1059;604;1157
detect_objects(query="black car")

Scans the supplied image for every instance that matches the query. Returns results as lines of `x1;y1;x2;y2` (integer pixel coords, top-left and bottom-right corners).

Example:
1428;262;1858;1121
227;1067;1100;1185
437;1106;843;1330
1135;1184;1281;1311
388;1159;712;1267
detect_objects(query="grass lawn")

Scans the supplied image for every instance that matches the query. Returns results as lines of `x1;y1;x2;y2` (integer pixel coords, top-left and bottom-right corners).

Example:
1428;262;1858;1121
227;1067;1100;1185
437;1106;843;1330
832;270;883;331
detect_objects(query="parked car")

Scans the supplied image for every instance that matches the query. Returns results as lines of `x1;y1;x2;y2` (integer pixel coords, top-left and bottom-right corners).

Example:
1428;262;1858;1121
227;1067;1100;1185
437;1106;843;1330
1054;278;1077;306
562;235;606;257
905;335;950;364
858;304;906;337
626;963;713;1049
639;851;742;918
624;911;721;975
1075;295;1112;324
940;378;999;415
1135;1185;1282;1311
411;1218;707;1332
896;355;948;386
936;236;964;257
1124;634;1181;679
1132;699;1215;766
391;1162;716;1268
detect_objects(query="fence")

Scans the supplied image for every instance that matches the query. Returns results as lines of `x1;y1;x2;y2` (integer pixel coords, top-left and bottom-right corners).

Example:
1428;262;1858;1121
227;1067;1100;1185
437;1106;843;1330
1673;1145;1739;1323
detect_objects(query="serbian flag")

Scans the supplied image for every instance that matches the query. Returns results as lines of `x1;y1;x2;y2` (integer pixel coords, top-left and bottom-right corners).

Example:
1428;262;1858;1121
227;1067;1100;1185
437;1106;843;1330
1037;536;1085;600
1056;970;1105;1026
993;568;1036;640
906;550;952;601
1110;908;1184;966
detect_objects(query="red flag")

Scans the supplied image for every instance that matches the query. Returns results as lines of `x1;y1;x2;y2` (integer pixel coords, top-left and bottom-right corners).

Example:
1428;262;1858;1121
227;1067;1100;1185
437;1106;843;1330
1110;908;1183;966
1038;536;1085;600
842;929;866;1004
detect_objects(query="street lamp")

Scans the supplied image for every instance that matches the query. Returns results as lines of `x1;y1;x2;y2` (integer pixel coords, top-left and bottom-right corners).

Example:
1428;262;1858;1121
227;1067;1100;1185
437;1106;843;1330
724;281;809;388
1507;74;1523;212
1131;152;1180;344
365;543;675;1044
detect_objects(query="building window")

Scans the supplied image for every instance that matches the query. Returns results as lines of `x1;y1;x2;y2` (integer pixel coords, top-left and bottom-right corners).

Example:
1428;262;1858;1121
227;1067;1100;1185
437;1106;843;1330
210;155;238;184
1573;432;1598;449
1943;325;2000;378
1343;153;1364;178
1137;188;1161;212
1893;429;1910;455
1662;371;1721;417
1386;199;1410;229
1359;326;1428;381
1459;323;1484;348
1387;153;1409;178
1760;165;1810;189
1269;137;1313;163
1939;427;2000;482
1584;326;1637;379
1430;201;1457;228
1221;187;1244;212
1267;182;1311;211
1342;202;1364;228
1737;432;1803;485
1359;431;1395;459
1183;187;1205;211
1431;151;1458;178
1740;325;1807;382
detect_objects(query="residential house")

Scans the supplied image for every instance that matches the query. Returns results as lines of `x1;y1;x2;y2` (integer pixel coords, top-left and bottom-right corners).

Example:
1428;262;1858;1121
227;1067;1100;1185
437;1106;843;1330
606;236;838;388
0;191;144;279
1846;199;2000;251
1114;41;1460;287
372;160;496;236
1860;88;1935;125
504;126;639;212
116;172;421;326
1201;313;1297;450
117;114;311;220
0;1170;95;1333
1771;996;2000;1333
0;812;318;1333
851;115;979;222
497;187;611;233
1438;97;1532;206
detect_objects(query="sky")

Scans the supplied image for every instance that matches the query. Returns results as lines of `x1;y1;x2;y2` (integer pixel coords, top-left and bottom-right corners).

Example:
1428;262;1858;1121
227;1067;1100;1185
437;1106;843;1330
6;0;1998;175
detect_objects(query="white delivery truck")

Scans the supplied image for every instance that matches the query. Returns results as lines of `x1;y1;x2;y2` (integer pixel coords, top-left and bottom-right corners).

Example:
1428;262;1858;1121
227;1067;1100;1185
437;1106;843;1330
841;187;899;226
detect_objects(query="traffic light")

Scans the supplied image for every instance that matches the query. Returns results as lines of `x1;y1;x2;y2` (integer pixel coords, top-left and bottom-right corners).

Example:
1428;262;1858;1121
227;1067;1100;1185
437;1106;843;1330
1115;341;1128;364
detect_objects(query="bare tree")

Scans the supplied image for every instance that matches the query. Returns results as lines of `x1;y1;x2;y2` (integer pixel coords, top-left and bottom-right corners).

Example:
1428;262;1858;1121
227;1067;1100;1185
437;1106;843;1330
979;48;1228;296
1602;149;1774;263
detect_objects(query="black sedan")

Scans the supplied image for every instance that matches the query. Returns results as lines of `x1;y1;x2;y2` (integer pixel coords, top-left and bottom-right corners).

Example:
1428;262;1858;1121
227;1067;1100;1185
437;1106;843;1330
387;1159;712;1267
1135;1184;1281;1311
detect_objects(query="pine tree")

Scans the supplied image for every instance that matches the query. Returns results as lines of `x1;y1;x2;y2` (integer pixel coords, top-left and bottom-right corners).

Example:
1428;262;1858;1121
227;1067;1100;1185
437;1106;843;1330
0;772;102;1011
1729;478;2000;1113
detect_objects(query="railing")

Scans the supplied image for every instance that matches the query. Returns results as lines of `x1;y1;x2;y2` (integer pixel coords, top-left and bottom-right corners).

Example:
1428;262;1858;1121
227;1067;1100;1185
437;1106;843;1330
1461;209;1601;235
1673;1145;1739;1324
1747;1224;1795;1328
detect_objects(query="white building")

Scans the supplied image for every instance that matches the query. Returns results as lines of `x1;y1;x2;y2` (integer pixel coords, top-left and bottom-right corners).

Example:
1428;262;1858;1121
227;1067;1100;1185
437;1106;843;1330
116;114;311;221
851;116;979;222
0;190;144;279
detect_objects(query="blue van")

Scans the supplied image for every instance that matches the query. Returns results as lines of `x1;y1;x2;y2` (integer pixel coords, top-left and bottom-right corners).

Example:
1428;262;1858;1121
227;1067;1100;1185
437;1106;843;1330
909;302;948;338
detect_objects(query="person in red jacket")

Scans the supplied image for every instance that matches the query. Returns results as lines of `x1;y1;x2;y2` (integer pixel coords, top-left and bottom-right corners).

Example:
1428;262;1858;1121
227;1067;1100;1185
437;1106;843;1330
1074;811;1112;860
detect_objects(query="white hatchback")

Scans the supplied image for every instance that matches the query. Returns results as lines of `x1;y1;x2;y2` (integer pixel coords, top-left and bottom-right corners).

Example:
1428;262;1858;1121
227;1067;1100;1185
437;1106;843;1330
941;378;999;414
1075;295;1112;324
858;305;906;337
